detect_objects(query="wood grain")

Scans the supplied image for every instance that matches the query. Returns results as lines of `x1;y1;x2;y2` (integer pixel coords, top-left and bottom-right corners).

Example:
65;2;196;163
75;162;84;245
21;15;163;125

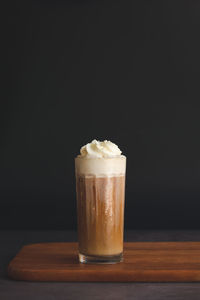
7;242;200;282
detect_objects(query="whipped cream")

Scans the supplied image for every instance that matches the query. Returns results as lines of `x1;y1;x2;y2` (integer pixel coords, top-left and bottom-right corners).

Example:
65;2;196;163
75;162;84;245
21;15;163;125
80;139;122;158
75;139;126;176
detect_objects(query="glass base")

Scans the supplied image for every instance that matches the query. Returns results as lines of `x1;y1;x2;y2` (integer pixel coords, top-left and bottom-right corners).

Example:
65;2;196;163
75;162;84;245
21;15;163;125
79;253;123;264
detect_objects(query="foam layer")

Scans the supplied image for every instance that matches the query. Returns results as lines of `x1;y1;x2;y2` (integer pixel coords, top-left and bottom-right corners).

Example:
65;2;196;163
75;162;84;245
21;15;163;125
75;156;126;177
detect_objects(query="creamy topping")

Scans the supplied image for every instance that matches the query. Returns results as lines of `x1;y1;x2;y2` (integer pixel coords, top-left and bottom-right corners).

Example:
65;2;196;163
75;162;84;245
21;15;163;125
76;139;126;176
80;139;122;158
75;156;126;177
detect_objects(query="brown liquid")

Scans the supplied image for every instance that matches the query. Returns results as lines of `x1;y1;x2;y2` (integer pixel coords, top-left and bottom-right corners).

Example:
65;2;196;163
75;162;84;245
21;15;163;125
76;175;125;256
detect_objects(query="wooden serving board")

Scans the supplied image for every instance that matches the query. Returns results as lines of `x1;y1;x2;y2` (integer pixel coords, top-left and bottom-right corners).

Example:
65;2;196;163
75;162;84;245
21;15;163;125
7;242;200;282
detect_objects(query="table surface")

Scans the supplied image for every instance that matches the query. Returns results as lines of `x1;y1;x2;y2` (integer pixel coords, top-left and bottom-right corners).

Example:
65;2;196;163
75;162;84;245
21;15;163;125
1;230;200;300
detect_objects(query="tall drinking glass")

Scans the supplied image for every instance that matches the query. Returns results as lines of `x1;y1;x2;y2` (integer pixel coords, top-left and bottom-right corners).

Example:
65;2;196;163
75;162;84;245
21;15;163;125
75;156;126;264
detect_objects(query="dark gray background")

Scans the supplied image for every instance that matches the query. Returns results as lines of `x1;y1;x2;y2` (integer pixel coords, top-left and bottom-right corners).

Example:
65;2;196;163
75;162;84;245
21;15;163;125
1;0;200;230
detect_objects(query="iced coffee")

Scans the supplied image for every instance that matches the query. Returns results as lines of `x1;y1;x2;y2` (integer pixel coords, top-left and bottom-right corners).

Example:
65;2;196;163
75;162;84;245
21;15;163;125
75;140;126;264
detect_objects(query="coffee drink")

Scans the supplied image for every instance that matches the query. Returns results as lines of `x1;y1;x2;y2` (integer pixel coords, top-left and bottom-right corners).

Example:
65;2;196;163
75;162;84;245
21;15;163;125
76;175;125;256
75;140;126;263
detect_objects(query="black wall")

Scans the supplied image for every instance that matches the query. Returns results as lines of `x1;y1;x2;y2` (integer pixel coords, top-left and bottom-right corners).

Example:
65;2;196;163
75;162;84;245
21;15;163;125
1;0;200;229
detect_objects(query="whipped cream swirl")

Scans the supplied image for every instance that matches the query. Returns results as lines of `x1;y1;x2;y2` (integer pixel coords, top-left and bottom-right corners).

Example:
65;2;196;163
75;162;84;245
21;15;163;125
80;139;122;158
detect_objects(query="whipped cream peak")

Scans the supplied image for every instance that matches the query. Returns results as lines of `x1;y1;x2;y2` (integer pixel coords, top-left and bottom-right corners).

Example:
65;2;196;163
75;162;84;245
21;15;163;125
80;139;122;158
